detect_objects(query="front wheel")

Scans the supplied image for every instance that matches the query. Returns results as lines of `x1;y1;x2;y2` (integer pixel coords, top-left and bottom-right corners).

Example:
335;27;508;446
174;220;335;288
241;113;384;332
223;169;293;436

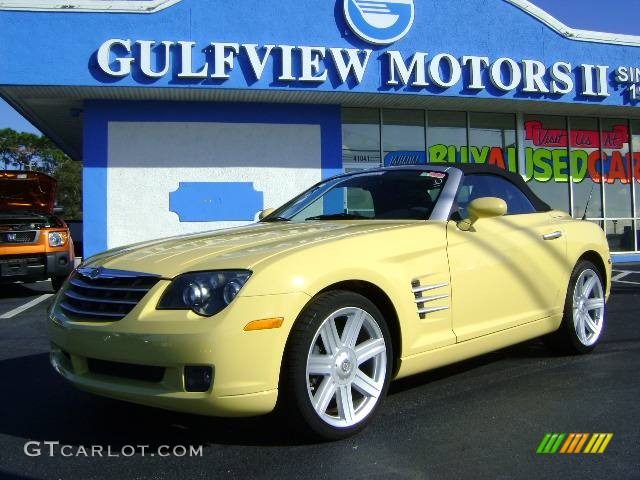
51;276;67;292
544;260;606;354
281;291;393;440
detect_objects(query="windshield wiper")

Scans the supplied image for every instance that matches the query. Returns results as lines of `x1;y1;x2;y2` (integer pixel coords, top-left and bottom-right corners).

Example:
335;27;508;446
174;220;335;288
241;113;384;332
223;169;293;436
261;216;291;223
305;213;366;221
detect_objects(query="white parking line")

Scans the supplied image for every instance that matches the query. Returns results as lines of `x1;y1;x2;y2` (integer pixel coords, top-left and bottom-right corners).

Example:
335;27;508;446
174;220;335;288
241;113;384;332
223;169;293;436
611;270;640;286
0;294;54;319
612;271;632;281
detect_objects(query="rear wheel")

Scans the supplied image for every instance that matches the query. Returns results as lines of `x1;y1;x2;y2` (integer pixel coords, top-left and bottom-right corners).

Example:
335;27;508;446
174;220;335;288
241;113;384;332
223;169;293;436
544;260;606;354
281;291;392;440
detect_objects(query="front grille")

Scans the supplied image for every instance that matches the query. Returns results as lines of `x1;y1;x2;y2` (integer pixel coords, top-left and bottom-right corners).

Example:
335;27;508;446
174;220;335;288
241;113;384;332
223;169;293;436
60;268;161;321
0;230;37;244
87;358;165;383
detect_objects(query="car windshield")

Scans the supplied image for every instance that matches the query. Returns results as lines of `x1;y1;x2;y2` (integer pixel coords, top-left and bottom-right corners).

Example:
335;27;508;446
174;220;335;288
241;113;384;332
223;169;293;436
264;169;448;222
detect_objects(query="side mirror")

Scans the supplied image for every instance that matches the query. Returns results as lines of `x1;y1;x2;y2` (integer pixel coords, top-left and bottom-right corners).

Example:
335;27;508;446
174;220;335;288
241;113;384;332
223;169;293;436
258;208;276;220
457;197;507;231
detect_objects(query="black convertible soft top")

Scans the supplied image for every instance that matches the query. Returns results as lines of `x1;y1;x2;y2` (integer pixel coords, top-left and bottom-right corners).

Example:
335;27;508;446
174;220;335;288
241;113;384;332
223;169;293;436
451;163;552;212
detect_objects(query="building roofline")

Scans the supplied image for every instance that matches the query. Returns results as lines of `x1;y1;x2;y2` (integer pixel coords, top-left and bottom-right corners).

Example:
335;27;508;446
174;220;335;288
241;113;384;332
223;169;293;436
1;0;638;46
0;0;182;13
0;89;82;161
506;0;640;47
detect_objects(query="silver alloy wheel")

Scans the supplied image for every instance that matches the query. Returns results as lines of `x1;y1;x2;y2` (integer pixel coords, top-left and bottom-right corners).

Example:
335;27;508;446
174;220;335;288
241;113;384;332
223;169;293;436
305;307;387;428
572;268;605;347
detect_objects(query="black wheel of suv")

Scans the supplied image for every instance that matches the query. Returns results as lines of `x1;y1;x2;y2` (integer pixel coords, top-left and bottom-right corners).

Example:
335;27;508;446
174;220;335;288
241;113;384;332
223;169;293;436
51;276;67;292
544;260;606;355
280;290;393;440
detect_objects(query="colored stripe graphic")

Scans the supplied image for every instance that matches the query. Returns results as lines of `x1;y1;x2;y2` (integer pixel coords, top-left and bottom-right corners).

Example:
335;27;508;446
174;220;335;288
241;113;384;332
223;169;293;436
561;433;588;453
536;434;551;453
574;434;589;453
536;433;565;454
536;433;613;454
584;434;614;454
559;433;575;453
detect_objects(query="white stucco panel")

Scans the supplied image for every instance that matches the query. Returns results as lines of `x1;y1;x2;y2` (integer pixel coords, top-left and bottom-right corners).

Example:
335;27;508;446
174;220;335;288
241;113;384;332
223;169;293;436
107;122;322;249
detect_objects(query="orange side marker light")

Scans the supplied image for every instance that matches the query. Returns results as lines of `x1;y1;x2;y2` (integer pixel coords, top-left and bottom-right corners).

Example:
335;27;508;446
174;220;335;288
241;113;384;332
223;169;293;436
244;317;284;331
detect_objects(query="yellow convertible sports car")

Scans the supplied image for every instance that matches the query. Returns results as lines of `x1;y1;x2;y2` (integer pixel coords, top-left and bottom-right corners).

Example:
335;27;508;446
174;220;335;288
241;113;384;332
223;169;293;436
48;164;611;439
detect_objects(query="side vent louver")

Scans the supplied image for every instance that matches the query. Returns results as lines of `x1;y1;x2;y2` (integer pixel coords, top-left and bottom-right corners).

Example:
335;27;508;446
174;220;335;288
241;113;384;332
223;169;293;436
411;278;449;319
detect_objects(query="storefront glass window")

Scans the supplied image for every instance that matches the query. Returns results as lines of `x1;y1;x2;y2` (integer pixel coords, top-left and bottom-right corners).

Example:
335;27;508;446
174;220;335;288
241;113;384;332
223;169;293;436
427;111;467;164
601;119;632;219
339;107;639;254
468;113;518;173
522;115;571;213
606;219;635;252
382;109;426;167
342;108;381;172
570;117;603;219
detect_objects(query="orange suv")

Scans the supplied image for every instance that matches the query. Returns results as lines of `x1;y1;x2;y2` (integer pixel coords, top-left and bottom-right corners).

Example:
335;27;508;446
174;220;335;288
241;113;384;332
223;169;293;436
0;171;75;291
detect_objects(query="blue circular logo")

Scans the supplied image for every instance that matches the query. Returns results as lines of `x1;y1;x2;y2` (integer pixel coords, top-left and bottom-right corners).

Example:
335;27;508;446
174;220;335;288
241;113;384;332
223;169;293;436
344;0;415;45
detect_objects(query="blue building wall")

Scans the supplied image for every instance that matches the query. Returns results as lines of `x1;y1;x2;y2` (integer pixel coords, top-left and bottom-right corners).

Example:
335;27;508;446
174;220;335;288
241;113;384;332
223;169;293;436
0;0;638;107
2;0;639;259
82;101;342;256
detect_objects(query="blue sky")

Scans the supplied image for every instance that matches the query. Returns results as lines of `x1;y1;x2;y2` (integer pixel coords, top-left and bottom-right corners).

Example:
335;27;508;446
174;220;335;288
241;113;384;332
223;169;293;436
532;0;640;35
0;100;41;134
1;0;639;134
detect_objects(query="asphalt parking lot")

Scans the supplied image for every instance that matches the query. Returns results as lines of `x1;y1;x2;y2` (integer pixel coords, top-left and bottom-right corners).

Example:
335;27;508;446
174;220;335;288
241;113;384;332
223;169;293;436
0;270;638;480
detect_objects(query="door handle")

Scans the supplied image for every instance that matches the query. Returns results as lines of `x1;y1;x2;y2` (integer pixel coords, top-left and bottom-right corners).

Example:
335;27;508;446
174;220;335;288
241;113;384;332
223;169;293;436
542;231;563;240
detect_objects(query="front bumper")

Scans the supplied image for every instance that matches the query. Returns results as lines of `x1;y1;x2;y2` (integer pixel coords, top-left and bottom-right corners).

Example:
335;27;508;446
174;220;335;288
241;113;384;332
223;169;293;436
0;250;73;282
48;284;311;417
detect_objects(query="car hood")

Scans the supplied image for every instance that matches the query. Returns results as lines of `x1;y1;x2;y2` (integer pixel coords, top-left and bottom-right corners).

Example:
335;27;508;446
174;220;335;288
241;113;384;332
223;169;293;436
0;171;57;215
87;221;416;278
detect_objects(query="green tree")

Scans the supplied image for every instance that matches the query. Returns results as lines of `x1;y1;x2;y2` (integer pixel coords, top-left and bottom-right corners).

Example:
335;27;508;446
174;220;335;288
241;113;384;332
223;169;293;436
1;129;43;171
0;128;82;219
53;156;83;220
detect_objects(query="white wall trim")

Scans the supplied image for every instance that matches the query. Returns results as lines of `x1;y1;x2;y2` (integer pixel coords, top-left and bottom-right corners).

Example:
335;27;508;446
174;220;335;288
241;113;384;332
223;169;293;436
505;0;640;47
0;0;182;13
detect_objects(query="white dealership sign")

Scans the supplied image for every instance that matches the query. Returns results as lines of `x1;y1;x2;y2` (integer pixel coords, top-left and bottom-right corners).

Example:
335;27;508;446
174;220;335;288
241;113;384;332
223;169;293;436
97;38;617;99
615;66;640;101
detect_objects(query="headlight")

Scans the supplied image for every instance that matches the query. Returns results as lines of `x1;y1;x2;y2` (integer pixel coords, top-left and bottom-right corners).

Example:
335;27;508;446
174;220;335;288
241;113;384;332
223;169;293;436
157;270;251;317
48;231;68;247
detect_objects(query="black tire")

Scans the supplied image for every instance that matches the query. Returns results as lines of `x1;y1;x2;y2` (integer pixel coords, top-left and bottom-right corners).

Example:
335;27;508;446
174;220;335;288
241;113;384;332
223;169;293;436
279;290;393;441
51;276;67;292
544;260;606;355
